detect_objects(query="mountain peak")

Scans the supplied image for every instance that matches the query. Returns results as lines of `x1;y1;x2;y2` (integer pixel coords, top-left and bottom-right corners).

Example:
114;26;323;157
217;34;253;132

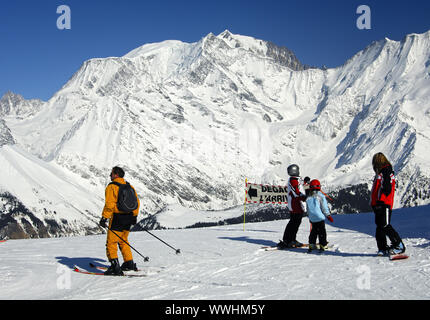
218;29;233;39
215;30;263;50
1;91;26;114
214;30;307;71
1;90;23;102
0;91;43;117
123;39;186;59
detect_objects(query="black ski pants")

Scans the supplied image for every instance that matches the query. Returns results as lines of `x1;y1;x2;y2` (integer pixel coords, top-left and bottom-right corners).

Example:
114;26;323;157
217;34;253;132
309;221;328;246
282;212;303;244
373;205;402;251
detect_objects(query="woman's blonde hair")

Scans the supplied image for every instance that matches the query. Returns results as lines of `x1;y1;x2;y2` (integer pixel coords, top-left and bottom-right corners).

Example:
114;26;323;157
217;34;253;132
372;152;391;173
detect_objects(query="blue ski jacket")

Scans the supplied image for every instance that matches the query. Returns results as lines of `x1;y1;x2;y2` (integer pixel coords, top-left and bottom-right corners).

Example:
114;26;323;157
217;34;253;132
306;191;330;223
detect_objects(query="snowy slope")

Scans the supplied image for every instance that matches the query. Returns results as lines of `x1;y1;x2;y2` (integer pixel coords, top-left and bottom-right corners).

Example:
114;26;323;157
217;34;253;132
0;205;429;300
1;29;430;237
0;145;103;238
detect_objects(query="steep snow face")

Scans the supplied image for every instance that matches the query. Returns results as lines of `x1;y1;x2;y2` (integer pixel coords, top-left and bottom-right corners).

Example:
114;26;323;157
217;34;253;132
1;30;430;237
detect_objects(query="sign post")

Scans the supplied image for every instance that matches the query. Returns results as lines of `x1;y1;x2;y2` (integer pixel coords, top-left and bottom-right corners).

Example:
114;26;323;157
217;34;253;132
244;178;247;231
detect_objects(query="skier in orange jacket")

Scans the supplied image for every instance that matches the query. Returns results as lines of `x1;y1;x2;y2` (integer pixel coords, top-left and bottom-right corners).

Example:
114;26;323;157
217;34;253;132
100;166;140;275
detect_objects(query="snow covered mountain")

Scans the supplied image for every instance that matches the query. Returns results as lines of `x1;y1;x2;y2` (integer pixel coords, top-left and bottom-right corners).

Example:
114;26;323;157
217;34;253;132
1;29;430;238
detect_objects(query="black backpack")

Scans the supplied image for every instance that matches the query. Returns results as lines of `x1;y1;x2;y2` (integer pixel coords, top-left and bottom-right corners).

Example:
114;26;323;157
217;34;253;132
109;181;139;213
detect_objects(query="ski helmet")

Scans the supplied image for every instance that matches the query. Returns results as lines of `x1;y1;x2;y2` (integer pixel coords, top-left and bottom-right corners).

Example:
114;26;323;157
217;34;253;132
309;179;321;190
287;164;300;177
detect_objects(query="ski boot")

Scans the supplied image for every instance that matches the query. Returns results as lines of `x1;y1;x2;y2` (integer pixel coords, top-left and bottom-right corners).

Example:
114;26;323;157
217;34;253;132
307;244;317;253
276;240;288;249
292;240;304;248
377;246;389;256
389;241;405;255
121;260;138;271
377;250;388;256
104;258;124;276
318;243;329;252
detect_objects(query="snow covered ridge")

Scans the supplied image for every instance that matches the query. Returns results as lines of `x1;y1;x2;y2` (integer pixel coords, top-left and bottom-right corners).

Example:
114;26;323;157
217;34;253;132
1;30;430;239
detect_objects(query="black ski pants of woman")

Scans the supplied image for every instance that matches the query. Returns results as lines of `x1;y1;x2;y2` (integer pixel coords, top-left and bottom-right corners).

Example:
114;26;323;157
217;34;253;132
373;205;402;251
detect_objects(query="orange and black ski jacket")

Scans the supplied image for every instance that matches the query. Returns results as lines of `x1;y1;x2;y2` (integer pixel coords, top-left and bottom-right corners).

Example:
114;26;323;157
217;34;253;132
370;165;395;210
102;177;140;230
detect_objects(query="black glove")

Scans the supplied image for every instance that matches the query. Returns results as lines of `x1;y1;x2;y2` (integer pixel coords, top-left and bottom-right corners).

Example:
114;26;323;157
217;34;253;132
99;217;108;228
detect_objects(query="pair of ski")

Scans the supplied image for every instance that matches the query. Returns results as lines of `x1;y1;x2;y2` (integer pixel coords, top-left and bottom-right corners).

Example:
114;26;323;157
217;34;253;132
262;243;335;253
73;263;148;277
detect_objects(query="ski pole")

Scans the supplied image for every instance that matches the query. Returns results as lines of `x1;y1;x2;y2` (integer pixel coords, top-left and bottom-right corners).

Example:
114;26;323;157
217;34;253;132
108;227;150;262
320;189;334;201
144;229;181;254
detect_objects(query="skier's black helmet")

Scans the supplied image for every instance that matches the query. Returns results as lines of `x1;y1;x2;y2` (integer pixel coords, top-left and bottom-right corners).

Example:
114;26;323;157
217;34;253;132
287;164;300;177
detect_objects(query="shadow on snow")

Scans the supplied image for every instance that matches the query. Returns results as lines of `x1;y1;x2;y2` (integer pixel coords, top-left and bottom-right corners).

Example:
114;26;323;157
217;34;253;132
218;236;377;258
56;256;108;270
329;205;430;244
218;236;278;247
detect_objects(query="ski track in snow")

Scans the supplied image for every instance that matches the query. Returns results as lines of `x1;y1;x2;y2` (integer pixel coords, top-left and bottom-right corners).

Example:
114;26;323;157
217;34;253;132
0;206;430;300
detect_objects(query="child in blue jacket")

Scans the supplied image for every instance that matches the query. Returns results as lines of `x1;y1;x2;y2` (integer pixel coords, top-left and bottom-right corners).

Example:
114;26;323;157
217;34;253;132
306;179;333;252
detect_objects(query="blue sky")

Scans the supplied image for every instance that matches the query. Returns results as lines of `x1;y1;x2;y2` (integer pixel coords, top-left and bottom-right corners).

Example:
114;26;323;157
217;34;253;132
0;0;429;101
